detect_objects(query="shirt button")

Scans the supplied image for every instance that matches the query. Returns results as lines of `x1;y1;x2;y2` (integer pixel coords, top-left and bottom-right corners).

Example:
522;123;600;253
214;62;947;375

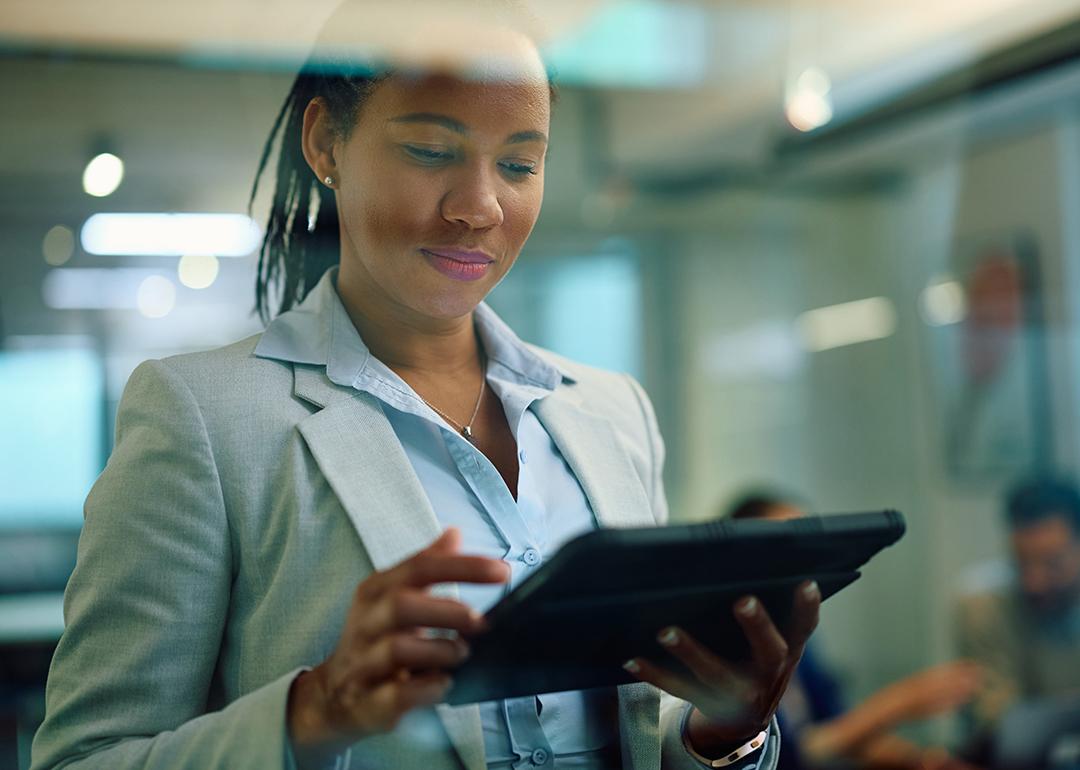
531;748;549;765
522;548;541;566
518;448;528;464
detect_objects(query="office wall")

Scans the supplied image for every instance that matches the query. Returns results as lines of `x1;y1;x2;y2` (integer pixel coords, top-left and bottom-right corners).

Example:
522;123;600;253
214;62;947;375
654;113;1080;720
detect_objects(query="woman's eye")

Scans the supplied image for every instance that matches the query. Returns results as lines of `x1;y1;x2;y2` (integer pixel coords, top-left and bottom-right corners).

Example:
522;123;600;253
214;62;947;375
499;160;538;177
403;145;454;164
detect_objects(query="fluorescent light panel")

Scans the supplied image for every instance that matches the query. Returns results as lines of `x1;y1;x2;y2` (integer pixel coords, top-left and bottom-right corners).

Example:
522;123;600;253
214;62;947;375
81;213;262;257
796;297;897;353
43;268;165;310
703;322;805;381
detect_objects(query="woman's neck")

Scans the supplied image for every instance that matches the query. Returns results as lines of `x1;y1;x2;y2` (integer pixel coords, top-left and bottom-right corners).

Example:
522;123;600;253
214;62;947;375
336;274;482;380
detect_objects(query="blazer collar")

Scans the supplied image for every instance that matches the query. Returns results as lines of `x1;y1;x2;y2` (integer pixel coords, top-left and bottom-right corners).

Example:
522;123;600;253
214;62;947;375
255;266;573;394
293;362;656;534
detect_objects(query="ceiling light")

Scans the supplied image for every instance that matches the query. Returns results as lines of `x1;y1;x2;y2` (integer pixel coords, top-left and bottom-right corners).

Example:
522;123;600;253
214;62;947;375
80;213;263;257
82;153;125;197
785;67;834;133
43;268;162;310
919;278;968;326
796;297;897;352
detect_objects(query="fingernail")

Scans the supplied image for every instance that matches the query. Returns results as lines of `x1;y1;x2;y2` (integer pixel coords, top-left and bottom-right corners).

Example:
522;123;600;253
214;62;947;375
803;581;820;600
734;596;760;617
658;627;679;647
623;659;641;674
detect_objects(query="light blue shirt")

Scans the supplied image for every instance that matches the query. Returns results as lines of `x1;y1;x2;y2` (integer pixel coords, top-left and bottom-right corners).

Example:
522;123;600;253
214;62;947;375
255;268;760;769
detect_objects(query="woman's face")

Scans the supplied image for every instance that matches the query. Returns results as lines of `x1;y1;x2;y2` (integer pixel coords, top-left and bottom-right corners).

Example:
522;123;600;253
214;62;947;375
326;50;550;323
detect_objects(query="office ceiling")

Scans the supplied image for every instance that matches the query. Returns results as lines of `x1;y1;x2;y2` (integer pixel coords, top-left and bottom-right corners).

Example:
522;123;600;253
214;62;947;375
2;0;1080;217
2;0;1076;78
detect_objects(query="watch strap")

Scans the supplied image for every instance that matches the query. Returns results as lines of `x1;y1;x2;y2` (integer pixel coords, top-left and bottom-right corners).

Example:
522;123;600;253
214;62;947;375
685;728;768;768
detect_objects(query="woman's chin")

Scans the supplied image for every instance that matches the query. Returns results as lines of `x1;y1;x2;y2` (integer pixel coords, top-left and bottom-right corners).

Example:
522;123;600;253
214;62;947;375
404;286;491;323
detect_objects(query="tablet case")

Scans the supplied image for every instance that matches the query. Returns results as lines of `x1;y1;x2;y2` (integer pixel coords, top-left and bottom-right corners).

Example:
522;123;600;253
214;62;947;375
445;510;906;705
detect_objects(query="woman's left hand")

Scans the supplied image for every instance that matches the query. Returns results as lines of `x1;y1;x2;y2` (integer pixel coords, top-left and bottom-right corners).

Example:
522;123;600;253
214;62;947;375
623;580;821;759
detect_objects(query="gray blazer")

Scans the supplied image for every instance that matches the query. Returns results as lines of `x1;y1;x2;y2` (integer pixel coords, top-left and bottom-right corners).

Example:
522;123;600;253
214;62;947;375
31;334;780;770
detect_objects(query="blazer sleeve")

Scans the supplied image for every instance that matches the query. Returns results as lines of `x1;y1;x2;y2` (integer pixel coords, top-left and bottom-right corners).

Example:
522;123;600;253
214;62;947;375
660;697;780;770
30;359;304;770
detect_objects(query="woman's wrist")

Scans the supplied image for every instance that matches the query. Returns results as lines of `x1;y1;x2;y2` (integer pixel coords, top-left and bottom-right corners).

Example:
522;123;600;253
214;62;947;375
685;706;767;760
287;669;351;768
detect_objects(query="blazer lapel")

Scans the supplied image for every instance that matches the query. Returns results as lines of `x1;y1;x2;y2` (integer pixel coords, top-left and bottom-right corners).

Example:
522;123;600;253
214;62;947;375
294;365;442;571
293;365;487;770
532;388;657;530
533;386;662;769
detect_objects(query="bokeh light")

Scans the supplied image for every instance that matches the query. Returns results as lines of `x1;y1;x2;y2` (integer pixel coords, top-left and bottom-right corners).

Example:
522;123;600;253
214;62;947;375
41;225;75;266
82;153;125;198
177;255;220;290
136;275;176;318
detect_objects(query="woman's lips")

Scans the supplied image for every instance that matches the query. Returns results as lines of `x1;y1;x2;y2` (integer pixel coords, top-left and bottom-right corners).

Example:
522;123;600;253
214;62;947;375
421;248;494;282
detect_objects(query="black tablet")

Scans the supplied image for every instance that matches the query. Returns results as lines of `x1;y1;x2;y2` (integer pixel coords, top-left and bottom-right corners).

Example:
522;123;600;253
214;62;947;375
445;510;906;705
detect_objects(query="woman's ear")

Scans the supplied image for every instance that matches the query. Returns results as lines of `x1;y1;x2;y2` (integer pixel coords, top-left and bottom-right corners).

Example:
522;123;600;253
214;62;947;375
301;98;338;185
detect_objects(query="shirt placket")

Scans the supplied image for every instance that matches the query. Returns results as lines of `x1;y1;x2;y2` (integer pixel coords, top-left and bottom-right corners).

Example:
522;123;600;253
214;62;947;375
503;695;555;769
440;382;561;767
362;364;570;766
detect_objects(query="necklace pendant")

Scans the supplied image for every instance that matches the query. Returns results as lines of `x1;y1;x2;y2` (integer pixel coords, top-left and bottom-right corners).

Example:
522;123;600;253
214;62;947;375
462;425;474;443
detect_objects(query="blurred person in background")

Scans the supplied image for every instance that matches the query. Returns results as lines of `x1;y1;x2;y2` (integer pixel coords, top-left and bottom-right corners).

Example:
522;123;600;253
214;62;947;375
29;3;822;769
728;492;982;770
953;477;1080;756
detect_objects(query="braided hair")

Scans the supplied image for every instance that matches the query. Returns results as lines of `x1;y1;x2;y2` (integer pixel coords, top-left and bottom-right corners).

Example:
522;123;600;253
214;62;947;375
248;63;385;323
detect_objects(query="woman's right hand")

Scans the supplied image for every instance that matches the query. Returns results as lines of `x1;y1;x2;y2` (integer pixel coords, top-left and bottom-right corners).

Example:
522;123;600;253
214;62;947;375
287;528;509;765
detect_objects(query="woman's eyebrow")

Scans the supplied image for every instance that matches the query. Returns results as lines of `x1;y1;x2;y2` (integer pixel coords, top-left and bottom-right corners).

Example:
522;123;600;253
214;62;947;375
389;113;547;145
390;112;467;134
507;130;548;145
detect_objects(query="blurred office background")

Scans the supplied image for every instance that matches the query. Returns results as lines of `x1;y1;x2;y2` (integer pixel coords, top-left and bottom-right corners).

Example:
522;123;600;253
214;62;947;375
4;0;1080;767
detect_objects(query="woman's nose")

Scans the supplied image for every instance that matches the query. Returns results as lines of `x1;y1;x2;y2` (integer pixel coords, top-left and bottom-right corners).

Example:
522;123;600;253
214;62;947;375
441;167;504;230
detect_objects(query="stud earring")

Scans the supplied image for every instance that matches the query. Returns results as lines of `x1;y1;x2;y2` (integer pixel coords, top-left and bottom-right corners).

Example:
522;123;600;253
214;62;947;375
323;175;334;187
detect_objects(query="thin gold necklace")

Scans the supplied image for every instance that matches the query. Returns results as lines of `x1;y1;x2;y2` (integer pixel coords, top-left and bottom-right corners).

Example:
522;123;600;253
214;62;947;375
418;374;486;444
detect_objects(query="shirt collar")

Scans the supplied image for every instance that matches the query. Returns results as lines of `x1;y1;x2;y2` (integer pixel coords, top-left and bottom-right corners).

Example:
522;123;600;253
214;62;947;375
253;267;573;392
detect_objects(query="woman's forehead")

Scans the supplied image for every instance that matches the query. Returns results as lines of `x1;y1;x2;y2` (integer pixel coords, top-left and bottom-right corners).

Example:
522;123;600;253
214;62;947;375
369;73;550;135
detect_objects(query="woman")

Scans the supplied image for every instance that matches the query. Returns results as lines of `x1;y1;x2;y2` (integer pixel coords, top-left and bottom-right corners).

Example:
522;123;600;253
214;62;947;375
31;4;819;769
